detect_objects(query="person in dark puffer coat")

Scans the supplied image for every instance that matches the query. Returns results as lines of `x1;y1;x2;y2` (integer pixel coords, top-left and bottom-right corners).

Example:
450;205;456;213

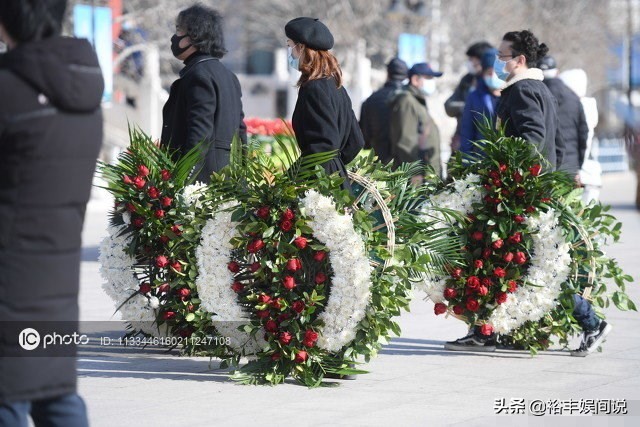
0;1;102;425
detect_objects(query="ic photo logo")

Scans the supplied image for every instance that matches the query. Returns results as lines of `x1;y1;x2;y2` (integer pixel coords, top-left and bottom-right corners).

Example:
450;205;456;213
19;328;41;351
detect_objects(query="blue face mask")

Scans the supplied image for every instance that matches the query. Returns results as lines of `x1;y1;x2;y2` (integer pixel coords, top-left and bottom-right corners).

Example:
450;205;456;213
288;47;299;71
483;73;504;90
493;58;511;81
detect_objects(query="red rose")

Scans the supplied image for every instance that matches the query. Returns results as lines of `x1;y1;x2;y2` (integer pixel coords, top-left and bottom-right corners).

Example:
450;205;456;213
492;239;504;249
171;224;183;235
466;276;481;289
280;220;293;232
496;291;508;304
478;285;489;296
227;261;240;273
123;175;134;185
162;311;176;320
147;186;160;199
508;232;523;244
247;239;265;253
474;259;484;269
434;303;447;315
292;300;305;313
529;164;542;176
256;310;270;319
295;350;308;363
514;171;523;183
499;163;508;173
514;251;527;265
258;294;272;304
279;331;292;345
139;283;151;294
483;184;492;191
277;313;290;323
508;280;517;293
161;197;172;207
231;281;244;293
171;261;182;272
471;231;484;241
155;255;169;268
514;215;525;223
315;272;327;283
265;320;278;333
158;283;170;294
283;276;296;290
493;178;502;187
302;339;315;348
541;197;551;203
488;170;500;180
313;251;327;262
133;176;146;189
178;288;191;300
502;252;514;263
270;298;283;309
187;304;195;312
451;267;463;279
294;236;308;249
453;305;464;315
466;298;480;312
493;267;507;278
160;169;171;181
126;203;136;213
443;288;457;299
525;206;536;214
271;352;281;361
256;206;270;219
154;209;165;219
480;323;494;336
159;235;169;244
515;188;526;198
501;189;510;197
281;208;295;221
132;217;145;228
249;262;261;272
481;277;493;287
482;248;493;260
137;165;150;177
304;330;318;343
286;258;302;272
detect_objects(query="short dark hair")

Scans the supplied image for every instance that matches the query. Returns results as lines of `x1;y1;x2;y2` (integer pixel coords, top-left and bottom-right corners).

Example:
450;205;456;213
176;5;227;58
502;30;549;68
0;0;67;43
465;41;493;59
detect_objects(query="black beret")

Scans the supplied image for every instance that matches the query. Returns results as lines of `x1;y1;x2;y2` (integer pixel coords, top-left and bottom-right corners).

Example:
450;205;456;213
285;17;334;51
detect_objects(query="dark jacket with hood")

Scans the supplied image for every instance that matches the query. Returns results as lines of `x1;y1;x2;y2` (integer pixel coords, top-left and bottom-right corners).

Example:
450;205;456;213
543;77;588;174
161;52;247;183
496;68;565;170
359;79;404;163
0;36;103;403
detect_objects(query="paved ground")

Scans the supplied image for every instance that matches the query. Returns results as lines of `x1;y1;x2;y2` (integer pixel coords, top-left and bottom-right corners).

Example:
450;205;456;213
76;172;640;426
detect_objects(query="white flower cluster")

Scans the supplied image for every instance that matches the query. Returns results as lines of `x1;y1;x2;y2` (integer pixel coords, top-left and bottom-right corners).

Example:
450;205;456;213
419;174;483;228
99;225;162;336
301;190;373;353
178;182;208;219
489;209;572;334
195;202;268;355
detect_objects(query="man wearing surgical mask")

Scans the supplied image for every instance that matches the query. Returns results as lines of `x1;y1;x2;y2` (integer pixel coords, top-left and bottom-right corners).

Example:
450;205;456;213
389;62;444;179
161;5;246;183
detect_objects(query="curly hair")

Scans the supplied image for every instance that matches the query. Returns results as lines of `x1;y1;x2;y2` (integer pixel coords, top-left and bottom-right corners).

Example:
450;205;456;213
502;30;549;68
297;45;343;88
0;0;66;43
176;4;227;58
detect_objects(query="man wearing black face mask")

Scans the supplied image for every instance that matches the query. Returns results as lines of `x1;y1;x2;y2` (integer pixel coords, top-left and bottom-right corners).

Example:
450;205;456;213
161;5;246;183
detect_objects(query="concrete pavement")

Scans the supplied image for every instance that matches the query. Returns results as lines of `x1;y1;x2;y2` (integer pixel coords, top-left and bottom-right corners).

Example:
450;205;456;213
76;172;640;426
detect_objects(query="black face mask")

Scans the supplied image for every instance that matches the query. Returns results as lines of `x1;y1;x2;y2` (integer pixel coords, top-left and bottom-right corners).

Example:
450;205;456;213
171;34;191;58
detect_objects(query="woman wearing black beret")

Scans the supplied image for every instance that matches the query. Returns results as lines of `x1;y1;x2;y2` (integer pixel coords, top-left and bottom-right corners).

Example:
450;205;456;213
285;17;364;191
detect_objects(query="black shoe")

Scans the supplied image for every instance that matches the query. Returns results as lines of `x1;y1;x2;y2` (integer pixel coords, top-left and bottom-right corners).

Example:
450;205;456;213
570;321;612;357
444;331;496;352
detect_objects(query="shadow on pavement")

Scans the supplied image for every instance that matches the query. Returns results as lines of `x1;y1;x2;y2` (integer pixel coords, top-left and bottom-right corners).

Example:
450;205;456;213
82;246;100;262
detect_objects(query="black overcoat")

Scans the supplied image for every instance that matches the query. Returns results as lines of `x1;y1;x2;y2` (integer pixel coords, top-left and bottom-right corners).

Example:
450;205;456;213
0;36;103;403
161;52;247;183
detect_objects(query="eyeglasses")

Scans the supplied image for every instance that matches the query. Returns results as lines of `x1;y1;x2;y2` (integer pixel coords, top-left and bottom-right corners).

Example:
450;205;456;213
497;51;522;61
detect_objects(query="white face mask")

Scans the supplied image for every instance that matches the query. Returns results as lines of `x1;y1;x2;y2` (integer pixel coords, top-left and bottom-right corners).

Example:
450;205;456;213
422;78;436;96
287;46;299;71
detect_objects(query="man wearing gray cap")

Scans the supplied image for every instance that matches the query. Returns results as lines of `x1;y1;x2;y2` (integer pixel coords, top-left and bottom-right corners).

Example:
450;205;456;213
359;58;408;164
389;62;443;179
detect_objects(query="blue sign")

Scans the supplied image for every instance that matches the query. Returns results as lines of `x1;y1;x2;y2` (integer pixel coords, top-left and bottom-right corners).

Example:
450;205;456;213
74;4;113;103
398;33;427;68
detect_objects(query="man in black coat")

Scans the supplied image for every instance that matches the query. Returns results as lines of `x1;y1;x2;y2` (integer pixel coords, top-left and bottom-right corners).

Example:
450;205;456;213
161;5;246;183
359;57;408;163
0;1;102;425
539;55;589;179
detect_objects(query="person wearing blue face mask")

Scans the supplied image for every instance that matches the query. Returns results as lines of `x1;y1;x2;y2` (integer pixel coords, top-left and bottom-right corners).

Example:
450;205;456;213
459;48;502;159
389;62;444;180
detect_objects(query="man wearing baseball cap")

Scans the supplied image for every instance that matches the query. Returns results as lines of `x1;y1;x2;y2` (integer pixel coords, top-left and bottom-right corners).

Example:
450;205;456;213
389;62;444;179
